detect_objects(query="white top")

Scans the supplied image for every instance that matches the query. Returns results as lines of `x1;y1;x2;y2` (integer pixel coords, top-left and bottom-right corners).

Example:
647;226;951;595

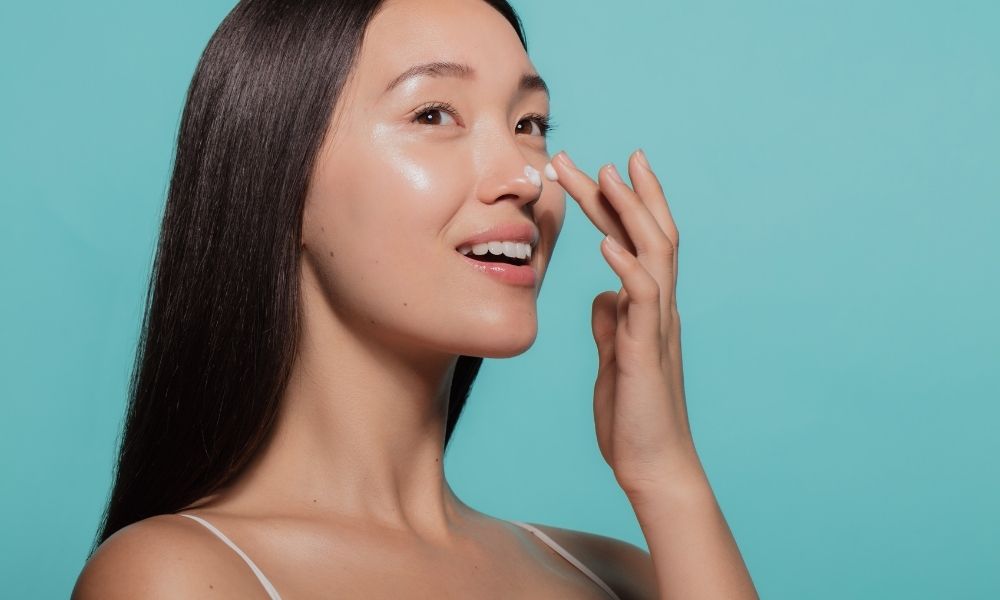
177;513;622;600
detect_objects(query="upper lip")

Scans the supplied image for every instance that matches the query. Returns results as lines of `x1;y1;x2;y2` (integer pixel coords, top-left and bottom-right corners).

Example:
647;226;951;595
455;222;540;250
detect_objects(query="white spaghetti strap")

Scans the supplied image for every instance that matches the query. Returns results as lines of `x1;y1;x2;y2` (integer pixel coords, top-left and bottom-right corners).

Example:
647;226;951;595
509;520;623;600
177;513;283;600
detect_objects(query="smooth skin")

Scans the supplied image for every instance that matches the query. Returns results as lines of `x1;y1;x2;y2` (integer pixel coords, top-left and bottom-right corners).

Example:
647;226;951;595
74;0;754;597
551;151;758;598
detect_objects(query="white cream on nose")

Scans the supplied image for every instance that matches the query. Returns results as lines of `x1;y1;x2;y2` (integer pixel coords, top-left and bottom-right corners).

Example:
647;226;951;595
524;164;542;187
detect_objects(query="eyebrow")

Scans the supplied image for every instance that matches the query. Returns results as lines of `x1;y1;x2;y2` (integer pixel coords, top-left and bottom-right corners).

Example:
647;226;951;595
381;60;549;100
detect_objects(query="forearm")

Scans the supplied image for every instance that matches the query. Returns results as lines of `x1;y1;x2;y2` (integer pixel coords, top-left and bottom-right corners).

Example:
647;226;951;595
626;462;758;600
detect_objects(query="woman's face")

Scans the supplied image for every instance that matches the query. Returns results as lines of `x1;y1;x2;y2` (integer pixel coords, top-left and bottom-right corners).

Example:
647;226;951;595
302;0;565;359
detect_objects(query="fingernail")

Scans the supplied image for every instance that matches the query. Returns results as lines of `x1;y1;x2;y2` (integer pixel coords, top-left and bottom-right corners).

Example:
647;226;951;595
636;148;651;170
543;161;559;181
605;163;623;183
557;151;575;169
603;234;624;253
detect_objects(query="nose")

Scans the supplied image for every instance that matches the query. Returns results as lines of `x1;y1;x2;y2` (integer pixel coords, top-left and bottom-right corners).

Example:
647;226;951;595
475;150;544;211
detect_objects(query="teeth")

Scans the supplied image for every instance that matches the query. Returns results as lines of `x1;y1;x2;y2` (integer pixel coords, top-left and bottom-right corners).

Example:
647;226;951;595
458;241;533;261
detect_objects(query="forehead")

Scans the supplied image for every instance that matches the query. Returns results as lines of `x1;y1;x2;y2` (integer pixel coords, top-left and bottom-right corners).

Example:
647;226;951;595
355;0;536;101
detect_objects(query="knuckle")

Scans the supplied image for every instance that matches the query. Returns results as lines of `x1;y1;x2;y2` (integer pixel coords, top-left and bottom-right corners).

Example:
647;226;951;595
636;235;669;258
650;235;671;255
663;235;677;255
637;276;660;302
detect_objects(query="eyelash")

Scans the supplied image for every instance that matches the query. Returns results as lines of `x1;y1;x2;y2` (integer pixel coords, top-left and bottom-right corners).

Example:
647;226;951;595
411;101;558;137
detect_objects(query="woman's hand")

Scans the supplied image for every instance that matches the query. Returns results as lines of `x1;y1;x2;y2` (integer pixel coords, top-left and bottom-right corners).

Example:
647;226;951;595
549;150;759;600
549;149;704;498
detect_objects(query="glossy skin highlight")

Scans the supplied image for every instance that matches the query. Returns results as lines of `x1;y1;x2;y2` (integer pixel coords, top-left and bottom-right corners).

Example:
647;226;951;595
303;0;565;362
72;2;667;599
92;0;622;597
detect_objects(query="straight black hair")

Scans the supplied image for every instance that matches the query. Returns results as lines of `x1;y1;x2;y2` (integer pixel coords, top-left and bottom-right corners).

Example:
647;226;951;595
90;0;528;556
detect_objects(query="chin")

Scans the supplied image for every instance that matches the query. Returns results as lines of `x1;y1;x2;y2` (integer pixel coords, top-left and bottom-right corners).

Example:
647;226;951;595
462;322;539;359
476;342;535;359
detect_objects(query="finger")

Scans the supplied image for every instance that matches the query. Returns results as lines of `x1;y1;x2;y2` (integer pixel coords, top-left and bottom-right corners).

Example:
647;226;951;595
549;151;634;253
627;149;680;296
626;149;678;248
591;290;618;456
597;162;674;265
598;162;676;314
600;234;661;352
591;290;619;372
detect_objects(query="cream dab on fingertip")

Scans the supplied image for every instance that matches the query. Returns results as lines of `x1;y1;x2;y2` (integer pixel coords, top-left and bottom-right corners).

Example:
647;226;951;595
543;161;558;182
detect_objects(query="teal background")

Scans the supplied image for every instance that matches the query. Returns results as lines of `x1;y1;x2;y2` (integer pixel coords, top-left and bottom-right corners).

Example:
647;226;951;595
2;1;997;597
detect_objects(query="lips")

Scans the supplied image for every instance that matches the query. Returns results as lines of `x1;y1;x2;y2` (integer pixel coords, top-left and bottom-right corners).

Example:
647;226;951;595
457;250;538;287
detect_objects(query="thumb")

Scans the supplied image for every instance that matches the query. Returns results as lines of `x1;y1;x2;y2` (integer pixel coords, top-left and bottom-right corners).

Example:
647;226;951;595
591;290;619;370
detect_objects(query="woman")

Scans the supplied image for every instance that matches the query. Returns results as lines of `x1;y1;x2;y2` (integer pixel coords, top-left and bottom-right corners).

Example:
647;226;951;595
73;0;757;597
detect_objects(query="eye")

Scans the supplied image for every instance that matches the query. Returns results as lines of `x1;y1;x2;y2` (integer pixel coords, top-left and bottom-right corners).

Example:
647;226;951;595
411;102;557;139
516;113;557;138
411;101;459;126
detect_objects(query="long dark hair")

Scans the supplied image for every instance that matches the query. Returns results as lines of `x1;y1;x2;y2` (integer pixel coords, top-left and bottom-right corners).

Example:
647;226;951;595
90;0;528;555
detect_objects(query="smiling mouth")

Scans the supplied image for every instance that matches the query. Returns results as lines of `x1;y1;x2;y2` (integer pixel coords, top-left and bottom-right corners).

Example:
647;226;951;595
458;251;529;267
456;247;531;267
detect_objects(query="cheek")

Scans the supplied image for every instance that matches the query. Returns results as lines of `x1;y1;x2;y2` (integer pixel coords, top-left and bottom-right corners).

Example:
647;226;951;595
369;123;466;196
306;137;465;281
378;141;433;193
365;145;459;231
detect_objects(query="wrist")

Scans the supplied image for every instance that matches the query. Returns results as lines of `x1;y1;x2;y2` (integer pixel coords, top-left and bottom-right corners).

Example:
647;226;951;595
617;452;712;506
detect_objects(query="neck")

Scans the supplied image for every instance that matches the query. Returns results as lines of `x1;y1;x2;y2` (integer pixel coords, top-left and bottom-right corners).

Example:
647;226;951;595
207;263;476;540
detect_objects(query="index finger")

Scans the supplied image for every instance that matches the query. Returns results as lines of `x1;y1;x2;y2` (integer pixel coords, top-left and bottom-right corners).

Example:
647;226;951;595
548;151;636;254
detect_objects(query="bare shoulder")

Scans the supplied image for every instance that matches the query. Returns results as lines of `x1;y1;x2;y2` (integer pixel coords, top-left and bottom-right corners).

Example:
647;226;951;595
72;514;269;600
526;521;658;600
